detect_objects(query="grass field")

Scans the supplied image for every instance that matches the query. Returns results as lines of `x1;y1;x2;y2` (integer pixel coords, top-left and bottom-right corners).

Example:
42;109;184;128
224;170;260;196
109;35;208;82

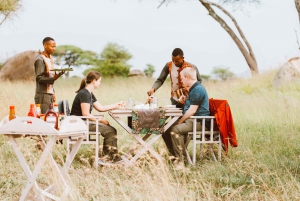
0;70;300;200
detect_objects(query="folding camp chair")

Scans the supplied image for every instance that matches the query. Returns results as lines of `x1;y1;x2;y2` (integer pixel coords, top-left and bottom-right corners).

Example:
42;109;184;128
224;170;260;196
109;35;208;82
59;100;104;168
185;116;222;165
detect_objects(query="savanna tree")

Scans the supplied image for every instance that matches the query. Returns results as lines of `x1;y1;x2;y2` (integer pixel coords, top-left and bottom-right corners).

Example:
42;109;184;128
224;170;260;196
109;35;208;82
211;66;235;80
144;64;155;77
53;45;98;78
158;0;259;76
85;43;132;77
0;0;22;26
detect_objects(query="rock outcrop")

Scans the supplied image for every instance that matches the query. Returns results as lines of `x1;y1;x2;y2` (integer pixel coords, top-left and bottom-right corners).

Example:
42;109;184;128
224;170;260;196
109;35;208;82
273;57;300;88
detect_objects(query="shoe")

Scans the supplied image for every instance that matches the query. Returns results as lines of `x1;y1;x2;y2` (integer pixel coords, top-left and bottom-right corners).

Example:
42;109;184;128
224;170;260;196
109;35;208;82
98;159;114;166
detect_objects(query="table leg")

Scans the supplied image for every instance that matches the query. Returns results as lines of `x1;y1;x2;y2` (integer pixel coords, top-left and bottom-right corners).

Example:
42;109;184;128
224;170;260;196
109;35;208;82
129;134;164;164
38;136;71;199
61;137;84;174
19;137;56;201
8;135;46;201
109;113;181;165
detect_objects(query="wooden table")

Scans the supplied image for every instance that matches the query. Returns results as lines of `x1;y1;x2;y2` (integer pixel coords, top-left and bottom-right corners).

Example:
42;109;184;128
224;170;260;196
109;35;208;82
108;108;182;165
0;116;87;201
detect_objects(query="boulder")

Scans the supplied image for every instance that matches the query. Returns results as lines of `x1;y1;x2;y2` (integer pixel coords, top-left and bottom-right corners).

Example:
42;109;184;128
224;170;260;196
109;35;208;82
128;69;145;77
0;50;39;82
273;57;300;88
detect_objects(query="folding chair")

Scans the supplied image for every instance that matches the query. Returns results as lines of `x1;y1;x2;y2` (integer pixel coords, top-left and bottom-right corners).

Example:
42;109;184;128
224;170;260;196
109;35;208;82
59;100;103;168
185;116;222;165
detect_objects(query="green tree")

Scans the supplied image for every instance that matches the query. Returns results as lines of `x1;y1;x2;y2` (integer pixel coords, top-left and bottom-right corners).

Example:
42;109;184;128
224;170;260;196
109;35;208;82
144;64;155;77
0;0;22;26
211;66;235;81
53;45;98;78
201;74;211;81
85;43;132;77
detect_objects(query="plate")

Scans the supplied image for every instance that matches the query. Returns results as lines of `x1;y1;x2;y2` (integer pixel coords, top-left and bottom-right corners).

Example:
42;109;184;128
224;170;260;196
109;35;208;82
164;105;176;108
165;108;181;110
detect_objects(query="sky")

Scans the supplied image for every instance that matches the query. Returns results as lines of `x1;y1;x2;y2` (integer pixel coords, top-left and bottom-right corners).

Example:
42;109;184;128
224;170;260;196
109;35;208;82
0;0;299;78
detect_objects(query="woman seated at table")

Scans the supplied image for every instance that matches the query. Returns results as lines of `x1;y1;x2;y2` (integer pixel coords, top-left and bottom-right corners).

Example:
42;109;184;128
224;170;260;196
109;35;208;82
70;70;125;163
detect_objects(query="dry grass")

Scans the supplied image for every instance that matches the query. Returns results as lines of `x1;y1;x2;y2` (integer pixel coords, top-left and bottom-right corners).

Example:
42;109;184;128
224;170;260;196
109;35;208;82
0;71;300;200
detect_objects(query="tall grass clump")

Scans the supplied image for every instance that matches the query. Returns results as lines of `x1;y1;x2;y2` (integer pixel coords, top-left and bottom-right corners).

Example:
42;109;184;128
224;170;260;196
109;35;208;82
0;70;300;200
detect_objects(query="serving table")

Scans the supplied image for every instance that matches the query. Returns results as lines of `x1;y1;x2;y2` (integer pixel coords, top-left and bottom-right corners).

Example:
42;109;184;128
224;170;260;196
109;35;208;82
0;116;88;201
108;108;182;165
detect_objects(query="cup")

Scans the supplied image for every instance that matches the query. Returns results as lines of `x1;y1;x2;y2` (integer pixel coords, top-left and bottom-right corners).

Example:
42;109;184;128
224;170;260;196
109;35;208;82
152;97;158;109
128;98;133;109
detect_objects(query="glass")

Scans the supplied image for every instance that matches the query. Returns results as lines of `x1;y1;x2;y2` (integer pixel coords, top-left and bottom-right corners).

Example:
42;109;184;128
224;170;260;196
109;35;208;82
128;98;133;109
152;97;158;109
35;104;41;118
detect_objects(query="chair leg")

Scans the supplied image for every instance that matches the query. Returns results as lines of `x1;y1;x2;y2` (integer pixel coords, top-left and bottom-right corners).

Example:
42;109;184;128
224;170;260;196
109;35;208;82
185;136;193;165
209;144;217;162
199;144;203;159
66;138;72;154
218;142;222;161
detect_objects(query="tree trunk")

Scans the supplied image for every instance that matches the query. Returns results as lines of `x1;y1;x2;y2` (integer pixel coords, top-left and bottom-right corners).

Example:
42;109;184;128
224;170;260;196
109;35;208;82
295;0;300;24
199;0;259;76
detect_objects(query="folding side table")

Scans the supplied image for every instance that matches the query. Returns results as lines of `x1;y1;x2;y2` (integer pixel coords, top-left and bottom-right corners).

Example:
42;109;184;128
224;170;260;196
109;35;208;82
0;116;87;201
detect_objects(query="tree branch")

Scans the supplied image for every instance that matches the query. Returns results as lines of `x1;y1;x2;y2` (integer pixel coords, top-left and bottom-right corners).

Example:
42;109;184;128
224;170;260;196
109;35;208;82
202;0;256;64
157;0;166;9
200;0;258;74
0;11;12;26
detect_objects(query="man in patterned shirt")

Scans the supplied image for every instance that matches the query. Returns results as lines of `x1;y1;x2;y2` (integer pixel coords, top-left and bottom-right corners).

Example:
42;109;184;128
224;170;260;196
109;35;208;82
147;48;202;108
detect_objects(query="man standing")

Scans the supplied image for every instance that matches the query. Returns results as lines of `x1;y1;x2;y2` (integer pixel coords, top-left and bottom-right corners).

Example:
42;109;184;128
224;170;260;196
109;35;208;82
34;37;64;114
162;67;209;168
147;48;202;108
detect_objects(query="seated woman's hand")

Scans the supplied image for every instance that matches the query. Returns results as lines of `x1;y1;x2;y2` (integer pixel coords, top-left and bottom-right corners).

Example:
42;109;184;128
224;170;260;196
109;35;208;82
117;101;126;109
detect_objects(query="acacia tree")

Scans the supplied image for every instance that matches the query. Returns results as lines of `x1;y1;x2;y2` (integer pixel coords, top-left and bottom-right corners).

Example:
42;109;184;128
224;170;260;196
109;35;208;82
211;66;235;80
85;43;132;77
158;0;258;76
0;0;22;26
295;0;300;24
53;45;99;78
144;64;155;77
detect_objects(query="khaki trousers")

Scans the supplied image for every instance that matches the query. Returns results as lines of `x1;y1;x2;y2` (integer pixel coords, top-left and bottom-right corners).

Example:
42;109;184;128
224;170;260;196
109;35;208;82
88;123;118;161
34;93;53;114
162;119;203;162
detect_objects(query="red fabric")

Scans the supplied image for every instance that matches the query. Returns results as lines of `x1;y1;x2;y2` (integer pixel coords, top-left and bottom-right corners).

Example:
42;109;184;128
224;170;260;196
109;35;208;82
209;98;238;154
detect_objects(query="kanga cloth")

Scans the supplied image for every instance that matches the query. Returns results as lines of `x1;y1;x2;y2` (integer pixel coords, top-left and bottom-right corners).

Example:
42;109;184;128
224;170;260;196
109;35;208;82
132;109;166;134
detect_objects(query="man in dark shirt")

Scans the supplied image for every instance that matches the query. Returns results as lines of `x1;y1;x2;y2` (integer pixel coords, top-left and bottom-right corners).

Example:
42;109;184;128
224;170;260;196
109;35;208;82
162;67;209;168
34;37;64;113
147;48;202;108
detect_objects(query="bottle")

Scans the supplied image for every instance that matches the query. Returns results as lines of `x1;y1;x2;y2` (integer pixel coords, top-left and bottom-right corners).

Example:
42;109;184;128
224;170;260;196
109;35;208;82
9;105;16;121
27;104;37;117
53;103;59;116
152;97;158;109
44;103;58;129
35;104;41;118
